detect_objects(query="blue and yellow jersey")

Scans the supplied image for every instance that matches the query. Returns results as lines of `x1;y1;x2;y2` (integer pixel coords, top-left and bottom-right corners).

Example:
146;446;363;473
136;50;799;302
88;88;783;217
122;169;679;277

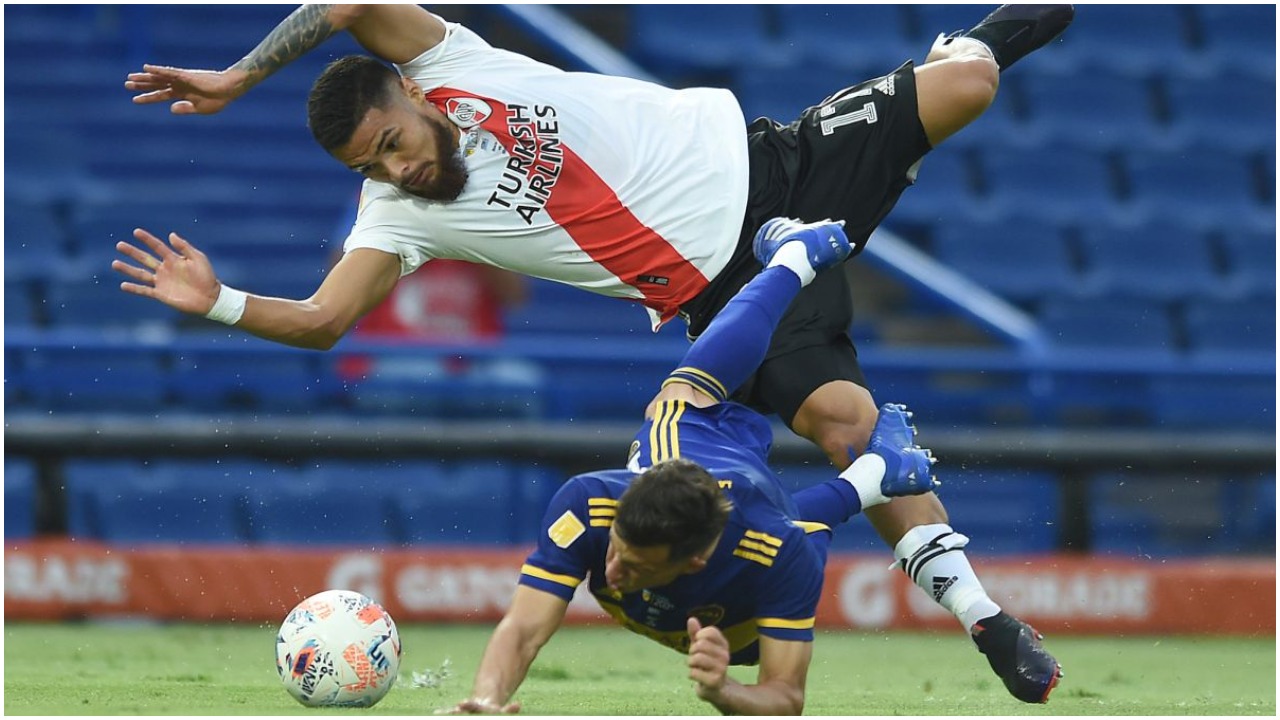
519;399;830;665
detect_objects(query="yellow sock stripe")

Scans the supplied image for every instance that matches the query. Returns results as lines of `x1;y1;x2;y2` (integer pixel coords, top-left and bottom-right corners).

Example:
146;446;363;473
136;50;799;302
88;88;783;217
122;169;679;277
737;539;779;556
757;616;815;630
520;564;583;589
588;498;619;507
671;367;728;401
733;549;775;567
663;371;726;403
743;530;783;547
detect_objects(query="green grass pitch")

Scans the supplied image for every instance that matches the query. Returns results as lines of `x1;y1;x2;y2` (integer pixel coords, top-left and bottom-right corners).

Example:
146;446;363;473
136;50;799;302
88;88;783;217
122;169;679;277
4;623;1274;715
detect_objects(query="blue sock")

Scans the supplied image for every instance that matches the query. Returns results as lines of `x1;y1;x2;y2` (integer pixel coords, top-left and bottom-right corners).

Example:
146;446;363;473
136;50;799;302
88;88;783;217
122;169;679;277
665;267;802;401
792;479;864;527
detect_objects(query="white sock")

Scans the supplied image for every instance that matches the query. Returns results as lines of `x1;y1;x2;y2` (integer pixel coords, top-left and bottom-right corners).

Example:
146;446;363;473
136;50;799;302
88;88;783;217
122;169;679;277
931;33;997;63
767;242;817;286
839;453;888;509
893;523;1002;633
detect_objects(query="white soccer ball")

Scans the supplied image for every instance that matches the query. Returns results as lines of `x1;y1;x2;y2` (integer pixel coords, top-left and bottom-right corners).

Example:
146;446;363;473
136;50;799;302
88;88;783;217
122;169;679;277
275;589;402;708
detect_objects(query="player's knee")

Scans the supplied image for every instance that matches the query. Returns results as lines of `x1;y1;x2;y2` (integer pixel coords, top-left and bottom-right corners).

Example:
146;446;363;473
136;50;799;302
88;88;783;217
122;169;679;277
948;55;999;118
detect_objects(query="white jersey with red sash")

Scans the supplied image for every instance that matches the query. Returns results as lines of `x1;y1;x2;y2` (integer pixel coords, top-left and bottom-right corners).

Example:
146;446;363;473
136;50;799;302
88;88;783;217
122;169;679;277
341;17;750;328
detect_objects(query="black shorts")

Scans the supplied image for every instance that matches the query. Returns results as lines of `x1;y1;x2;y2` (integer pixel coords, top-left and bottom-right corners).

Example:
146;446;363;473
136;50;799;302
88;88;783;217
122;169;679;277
680;61;932;425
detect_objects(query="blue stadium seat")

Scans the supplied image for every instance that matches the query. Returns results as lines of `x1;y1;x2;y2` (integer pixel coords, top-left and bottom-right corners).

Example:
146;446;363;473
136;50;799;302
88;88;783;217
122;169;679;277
980;146;1121;224
1123;149;1270;231
5;458;38;539
169;348;331;412
5;280;39;328
4;124;101;206
1164;74;1276;154
628;6;789;78
774;6;915;73
1026;5;1196;78
23;347;169;411
389;460;520;545
1039;296;1175;351
1149;373;1276;429
44;275;183;330
931;468;1060;554
1021;72;1171;152
732;64;874;127
60;458;154;540
5;199;69;281
930;215;1077;302
69;199;204;274
93;477;247;545
244;468;396;546
890;148;981;225
1089;472;1242;555
504;279;652;339
1183;298;1276;355
1193;5;1277;80
1220;228;1277;298
1235;476;1276;552
1075;220;1221;301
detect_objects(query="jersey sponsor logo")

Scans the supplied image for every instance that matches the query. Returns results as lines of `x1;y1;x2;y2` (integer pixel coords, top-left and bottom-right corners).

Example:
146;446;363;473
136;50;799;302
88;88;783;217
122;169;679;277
485;103;564;225
548;510;586;548
444;97;493;129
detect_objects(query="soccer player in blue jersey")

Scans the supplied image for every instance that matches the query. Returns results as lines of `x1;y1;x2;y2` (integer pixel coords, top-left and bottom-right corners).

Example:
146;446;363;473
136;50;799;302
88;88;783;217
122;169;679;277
447;218;965;715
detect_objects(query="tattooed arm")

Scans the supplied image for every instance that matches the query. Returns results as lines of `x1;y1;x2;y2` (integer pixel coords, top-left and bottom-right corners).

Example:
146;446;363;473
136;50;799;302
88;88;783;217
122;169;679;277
126;5;445;115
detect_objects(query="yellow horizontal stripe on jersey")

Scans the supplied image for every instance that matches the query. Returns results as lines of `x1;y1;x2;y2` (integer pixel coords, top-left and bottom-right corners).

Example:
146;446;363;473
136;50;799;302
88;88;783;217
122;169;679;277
733;549;775;567
520;564;583;589
588;498;619;507
588;507;617;517
590;519;614;527
757;616;816;630
737;539;779;557
744;530;783;547
792;520;832;535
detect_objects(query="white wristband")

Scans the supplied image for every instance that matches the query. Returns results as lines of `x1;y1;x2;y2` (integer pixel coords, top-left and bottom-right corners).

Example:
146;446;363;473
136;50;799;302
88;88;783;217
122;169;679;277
840;453;889;509
205;284;248;325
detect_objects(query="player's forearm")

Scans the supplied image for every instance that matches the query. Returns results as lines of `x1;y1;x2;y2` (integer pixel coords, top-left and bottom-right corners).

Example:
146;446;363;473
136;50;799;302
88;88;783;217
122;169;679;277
699;677;804;716
468;616;546;706
227;4;358;96
230;294;351;350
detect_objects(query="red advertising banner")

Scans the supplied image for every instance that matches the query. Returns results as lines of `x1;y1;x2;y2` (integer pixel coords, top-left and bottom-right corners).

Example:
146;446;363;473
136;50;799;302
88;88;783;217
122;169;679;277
5;541;1273;635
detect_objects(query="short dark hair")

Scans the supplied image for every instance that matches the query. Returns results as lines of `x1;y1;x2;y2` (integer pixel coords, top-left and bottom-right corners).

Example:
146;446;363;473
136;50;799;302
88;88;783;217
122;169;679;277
307;55;403;152
614;459;733;562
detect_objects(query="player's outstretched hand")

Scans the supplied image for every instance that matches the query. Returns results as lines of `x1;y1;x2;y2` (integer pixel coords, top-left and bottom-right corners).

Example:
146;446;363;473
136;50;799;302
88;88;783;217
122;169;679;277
113;229;222;315
124;64;248;115
867;403;940;497
687;617;730;702
438;698;521;715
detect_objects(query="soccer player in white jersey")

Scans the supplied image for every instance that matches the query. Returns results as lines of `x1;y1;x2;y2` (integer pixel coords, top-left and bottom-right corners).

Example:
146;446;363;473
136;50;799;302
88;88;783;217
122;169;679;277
115;5;1072;702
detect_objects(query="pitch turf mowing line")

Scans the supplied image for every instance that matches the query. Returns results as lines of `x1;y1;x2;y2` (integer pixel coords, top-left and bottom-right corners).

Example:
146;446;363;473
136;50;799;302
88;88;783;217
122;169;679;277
4;624;1275;715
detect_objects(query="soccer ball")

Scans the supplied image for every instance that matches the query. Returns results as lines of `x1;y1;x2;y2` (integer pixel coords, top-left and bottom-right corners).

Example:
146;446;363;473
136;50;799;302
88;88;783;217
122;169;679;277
275;589;402;708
